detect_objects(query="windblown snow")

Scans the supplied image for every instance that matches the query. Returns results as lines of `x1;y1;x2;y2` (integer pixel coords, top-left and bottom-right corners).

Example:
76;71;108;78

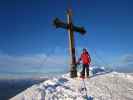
10;72;133;100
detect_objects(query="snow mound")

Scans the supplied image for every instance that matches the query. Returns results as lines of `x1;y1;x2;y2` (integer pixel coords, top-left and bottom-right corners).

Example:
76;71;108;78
10;72;133;100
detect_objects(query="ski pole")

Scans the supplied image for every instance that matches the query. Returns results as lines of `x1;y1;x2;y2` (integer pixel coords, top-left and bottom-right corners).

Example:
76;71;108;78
82;79;88;97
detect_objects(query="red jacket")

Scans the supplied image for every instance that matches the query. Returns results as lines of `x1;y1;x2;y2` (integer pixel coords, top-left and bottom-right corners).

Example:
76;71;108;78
80;51;91;64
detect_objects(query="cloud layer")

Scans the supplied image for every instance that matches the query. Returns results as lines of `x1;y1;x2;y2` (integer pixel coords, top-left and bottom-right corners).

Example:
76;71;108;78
0;47;133;73
112;54;133;72
0;54;67;67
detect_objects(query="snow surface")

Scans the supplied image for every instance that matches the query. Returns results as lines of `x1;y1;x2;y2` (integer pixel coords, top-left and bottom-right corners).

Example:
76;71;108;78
10;72;133;100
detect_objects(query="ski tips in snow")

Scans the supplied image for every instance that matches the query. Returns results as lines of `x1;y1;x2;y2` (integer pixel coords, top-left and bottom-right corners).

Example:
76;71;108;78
86;96;93;100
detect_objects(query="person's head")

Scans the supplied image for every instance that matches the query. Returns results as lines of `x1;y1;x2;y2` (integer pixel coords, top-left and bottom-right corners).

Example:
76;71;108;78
83;48;87;53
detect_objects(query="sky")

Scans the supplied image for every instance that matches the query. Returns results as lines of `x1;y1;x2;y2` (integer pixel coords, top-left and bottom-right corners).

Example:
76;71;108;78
0;0;133;76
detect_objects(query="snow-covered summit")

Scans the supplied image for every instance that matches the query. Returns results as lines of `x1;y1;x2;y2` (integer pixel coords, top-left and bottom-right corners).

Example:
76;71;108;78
10;72;133;100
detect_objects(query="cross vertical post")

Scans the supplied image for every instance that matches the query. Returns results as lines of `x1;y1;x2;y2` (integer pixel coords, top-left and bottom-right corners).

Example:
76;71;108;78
67;9;77;78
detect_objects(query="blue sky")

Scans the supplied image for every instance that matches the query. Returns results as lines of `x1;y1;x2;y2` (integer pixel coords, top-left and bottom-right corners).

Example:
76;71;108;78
0;0;133;75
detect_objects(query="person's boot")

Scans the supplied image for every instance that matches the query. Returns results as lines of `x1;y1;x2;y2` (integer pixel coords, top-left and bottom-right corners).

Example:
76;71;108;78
87;75;89;79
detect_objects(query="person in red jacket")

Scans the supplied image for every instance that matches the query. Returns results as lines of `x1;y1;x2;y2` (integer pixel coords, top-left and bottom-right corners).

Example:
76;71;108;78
78;48;91;78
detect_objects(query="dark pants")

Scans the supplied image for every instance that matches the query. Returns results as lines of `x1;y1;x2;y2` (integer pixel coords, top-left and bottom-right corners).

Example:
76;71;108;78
81;64;89;77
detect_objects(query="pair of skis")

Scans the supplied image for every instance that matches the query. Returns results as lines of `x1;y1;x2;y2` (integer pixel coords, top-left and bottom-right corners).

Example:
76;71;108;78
79;78;88;99
79;78;93;100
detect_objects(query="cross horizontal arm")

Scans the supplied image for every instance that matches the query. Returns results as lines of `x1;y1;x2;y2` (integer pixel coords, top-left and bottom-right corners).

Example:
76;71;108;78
53;18;68;29
53;18;86;35
72;26;86;35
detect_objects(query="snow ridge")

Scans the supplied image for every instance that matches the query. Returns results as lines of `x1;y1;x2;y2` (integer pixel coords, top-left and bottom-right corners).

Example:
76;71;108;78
10;72;133;100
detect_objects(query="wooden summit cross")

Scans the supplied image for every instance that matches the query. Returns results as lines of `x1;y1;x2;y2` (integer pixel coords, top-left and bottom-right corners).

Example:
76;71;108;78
53;9;86;78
